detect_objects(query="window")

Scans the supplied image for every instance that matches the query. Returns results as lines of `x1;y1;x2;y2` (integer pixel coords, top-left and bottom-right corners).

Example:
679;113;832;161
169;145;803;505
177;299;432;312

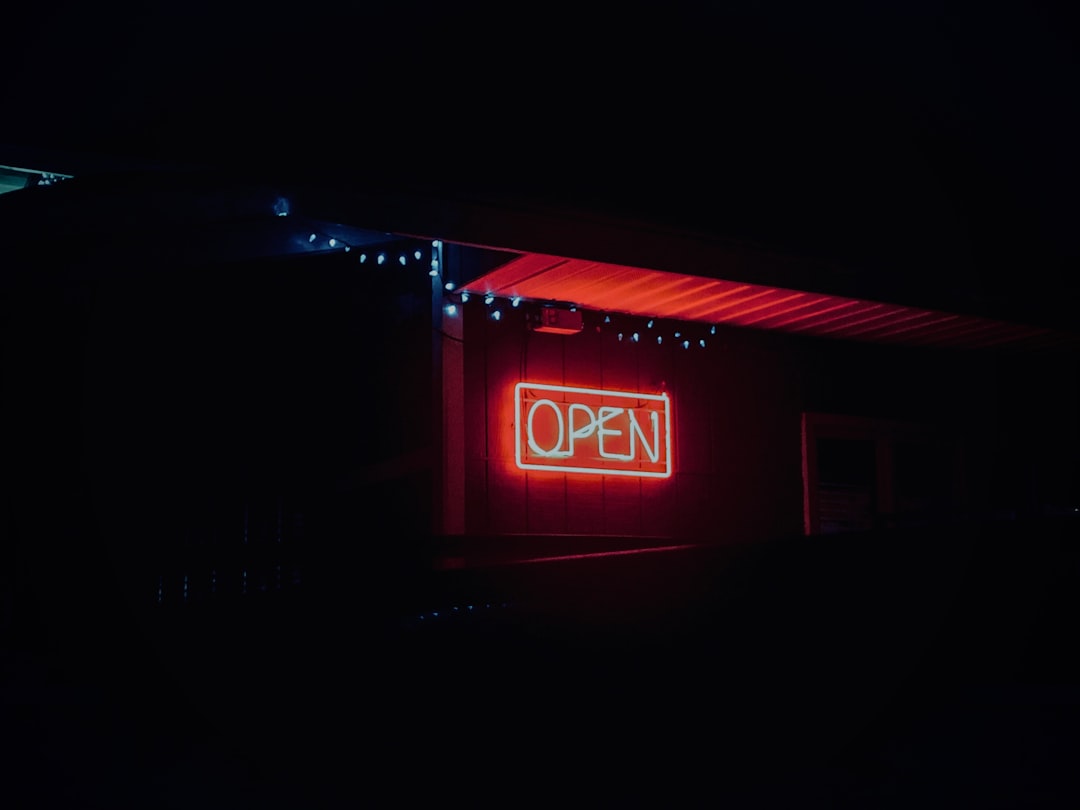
802;413;962;534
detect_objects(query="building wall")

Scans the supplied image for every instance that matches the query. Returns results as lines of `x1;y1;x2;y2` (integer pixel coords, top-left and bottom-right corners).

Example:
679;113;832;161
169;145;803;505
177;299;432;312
461;302;806;544
457;297;1077;547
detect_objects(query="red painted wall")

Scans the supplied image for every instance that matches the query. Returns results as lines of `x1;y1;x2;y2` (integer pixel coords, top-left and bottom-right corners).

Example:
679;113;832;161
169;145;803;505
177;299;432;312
456;296;1079;550
461;302;806;544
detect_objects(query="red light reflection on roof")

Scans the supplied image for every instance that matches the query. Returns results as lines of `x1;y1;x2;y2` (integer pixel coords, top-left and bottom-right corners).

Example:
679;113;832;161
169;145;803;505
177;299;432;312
463;253;1070;349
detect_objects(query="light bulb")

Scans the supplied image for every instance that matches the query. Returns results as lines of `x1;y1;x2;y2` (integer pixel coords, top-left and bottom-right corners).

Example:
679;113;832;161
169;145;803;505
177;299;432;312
484;294;495;305
446;304;458;316
377;253;385;265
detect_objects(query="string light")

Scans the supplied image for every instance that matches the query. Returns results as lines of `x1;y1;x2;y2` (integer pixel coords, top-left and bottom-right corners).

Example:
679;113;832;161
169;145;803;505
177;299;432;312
288;221;436;271
578;311;719;352
411;601;508;625
281;229;722;355
436;297;716;353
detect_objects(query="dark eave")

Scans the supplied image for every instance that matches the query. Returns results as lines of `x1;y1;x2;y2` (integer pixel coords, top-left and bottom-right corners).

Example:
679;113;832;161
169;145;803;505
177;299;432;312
0;154;1076;349
283;181;1079;343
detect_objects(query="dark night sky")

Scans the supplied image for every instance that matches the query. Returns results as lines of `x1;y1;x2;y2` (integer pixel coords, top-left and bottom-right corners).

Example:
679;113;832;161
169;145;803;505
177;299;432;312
3;3;1079;310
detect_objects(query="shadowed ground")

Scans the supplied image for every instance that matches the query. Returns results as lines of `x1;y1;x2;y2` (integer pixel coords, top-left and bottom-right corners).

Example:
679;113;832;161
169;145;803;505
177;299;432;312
5;518;1080;807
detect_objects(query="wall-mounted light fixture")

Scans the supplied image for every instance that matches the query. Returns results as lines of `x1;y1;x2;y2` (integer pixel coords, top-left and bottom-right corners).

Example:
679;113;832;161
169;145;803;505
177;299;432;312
526;304;584;335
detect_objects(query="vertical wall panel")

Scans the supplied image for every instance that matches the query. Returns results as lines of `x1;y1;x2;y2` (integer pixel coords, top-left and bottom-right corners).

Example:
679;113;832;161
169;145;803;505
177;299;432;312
483;309;527;534
522;328;566;385
463;304;489;535
487;457;527;535
639;477;678;537
603;476;643;536
565;474;607;535
526;473;568;534
563;327;608;534
520;329;568;532
670;343;711;476
674;474;718;537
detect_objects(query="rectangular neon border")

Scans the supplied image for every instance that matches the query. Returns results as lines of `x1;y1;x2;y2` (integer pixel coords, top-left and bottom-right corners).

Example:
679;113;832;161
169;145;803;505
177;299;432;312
514;382;672;478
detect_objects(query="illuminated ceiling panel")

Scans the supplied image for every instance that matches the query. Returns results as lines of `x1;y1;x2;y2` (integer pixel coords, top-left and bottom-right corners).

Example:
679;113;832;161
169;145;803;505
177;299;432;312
462;253;1073;350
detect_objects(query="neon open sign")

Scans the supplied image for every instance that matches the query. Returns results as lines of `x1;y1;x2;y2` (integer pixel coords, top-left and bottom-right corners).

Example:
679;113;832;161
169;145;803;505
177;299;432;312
514;382;672;478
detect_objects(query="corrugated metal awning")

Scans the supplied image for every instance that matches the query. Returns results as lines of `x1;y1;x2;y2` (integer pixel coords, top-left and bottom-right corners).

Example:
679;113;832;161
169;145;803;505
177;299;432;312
463;252;1074;350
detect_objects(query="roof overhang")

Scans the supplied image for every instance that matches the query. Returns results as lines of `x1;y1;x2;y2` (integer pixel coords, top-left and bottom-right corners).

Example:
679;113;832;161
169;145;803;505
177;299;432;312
462;252;1075;351
0;155;1074;351
278;183;1077;341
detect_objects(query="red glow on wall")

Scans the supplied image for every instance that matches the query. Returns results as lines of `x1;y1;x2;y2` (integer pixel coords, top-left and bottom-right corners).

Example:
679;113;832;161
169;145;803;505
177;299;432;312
515;382;672;478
